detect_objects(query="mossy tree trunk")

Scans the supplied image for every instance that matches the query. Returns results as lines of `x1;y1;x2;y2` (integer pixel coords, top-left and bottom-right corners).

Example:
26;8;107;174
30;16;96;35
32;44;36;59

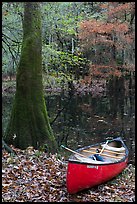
5;2;57;152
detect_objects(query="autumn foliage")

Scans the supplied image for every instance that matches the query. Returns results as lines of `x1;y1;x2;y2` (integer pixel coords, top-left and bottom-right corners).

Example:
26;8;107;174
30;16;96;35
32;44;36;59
78;2;135;79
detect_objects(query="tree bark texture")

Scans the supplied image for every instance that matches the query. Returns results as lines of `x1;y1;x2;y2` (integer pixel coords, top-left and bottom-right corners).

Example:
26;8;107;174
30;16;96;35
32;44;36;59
5;2;57;151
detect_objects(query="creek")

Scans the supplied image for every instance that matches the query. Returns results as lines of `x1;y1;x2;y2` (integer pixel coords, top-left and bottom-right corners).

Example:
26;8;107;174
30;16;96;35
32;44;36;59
2;79;135;164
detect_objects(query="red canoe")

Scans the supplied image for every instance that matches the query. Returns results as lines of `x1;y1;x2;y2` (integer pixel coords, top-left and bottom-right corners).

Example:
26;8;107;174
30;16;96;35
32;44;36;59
66;137;129;194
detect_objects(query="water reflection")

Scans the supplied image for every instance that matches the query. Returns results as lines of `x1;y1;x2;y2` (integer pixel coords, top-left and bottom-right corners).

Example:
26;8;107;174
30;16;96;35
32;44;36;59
2;84;135;163
46;91;135;164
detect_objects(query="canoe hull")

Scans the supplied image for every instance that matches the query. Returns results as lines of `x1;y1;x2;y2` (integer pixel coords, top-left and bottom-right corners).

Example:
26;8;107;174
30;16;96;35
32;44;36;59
67;158;128;194
66;137;129;194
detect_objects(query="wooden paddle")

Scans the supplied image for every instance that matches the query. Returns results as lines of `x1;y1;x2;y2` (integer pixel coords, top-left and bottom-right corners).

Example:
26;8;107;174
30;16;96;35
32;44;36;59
99;140;109;155
61;145;90;158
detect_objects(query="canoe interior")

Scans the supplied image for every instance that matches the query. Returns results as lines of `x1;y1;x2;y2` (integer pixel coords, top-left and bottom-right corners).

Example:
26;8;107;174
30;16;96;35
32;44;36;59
107;140;123;147
69;139;127;164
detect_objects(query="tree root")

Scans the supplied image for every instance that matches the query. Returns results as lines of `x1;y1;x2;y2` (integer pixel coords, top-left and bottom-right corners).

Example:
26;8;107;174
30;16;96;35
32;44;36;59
2;138;16;155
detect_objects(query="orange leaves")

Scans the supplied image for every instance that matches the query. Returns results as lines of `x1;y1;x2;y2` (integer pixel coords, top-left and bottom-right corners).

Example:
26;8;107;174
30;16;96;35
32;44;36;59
115;23;129;33
78;2;134;51
108;3;132;17
78;4;134;78
2;149;68;202
113;69;122;77
123;34;134;44
79;20;129;39
79;20;130;51
80;20;112;36
99;3;108;9
79;20;113;47
90;64;122;78
79;75;92;86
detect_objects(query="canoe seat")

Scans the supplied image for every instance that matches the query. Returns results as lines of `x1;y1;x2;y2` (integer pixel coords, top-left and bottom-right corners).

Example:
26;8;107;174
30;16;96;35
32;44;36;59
101;144;125;152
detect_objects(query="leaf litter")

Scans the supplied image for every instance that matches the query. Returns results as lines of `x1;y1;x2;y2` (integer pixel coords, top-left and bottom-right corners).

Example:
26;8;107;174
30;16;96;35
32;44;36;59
2;147;135;202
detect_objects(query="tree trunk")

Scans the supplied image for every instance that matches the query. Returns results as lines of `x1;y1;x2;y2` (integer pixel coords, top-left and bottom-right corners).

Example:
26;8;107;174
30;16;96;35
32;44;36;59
4;2;57;152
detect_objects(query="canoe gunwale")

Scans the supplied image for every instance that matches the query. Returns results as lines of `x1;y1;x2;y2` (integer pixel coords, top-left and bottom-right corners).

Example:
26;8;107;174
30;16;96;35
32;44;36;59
67;156;128;165
67;137;129;166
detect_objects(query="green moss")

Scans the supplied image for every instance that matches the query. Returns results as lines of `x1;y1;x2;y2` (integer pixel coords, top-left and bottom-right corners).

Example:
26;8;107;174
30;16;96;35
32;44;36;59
5;2;57;152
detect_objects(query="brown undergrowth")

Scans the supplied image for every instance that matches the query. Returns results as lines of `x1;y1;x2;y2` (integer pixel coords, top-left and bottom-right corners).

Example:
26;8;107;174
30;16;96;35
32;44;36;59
2;147;135;202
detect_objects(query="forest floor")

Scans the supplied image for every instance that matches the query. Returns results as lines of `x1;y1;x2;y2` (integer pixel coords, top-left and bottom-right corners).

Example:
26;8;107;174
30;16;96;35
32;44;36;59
2;147;135;202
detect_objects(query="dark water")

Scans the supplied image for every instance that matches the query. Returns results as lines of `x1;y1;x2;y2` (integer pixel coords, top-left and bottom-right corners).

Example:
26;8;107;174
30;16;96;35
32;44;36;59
2;86;135;164
46;90;135;164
